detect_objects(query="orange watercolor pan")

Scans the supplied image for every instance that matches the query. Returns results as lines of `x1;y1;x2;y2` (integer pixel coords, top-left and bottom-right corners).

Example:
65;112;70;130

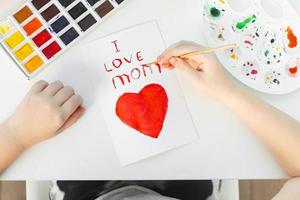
23;18;43;35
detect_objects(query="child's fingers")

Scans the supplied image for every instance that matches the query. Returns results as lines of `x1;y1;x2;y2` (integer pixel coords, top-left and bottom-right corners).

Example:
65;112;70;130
171;58;204;86
29;80;49;94
42;81;64;96
185;58;204;71
54;86;75;106
170;57;197;74
159;43;200;65
61;94;83;119
57;106;85;133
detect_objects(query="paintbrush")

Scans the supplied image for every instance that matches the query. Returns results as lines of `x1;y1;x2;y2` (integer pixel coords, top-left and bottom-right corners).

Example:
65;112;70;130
145;43;238;66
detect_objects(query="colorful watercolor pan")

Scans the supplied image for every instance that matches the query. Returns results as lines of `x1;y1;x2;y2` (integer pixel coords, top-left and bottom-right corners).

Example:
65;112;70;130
0;0;128;78
203;0;300;95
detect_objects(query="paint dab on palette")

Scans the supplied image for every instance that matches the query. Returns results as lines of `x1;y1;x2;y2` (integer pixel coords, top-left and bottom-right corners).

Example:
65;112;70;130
241;24;265;52
258;32;283;66
232;14;257;33
208;22;229;42
116;84;169;139
283;25;299;53
241;61;259;80
286;57;300;77
224;47;242;67
204;0;227;21
264;70;282;89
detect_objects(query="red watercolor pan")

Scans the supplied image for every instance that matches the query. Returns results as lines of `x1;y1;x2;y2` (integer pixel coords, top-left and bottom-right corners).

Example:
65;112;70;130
32;29;52;47
42;41;62;59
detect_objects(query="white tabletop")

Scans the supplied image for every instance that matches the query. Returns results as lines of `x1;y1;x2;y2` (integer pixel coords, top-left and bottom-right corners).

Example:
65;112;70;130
1;0;300;180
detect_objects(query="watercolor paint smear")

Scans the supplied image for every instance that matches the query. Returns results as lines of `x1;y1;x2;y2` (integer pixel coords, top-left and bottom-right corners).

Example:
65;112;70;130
286;57;300;77
15;43;34;61
5;31;25;49
24;55;44;73
233;15;257;32
116;84;168;139
264;70;282;89
241;61;259;80
14;6;33;24
286;26;298;49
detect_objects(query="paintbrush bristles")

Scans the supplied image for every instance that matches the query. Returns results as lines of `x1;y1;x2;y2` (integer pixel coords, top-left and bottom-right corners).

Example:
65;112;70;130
145;43;238;66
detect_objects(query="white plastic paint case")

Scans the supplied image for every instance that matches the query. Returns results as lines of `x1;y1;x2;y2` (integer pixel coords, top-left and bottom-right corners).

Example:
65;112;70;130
0;0;130;79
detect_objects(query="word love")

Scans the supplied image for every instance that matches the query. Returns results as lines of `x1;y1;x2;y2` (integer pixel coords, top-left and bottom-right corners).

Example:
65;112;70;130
103;40;162;89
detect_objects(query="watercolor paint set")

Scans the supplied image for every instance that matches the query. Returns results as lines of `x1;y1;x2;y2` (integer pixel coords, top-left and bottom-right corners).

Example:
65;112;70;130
0;0;127;79
203;0;300;94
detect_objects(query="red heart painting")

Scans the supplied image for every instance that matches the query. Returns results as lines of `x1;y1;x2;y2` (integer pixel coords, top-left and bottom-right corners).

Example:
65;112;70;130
115;84;168;139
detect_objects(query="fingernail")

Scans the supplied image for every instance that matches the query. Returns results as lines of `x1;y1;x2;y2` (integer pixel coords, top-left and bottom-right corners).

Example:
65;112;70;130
170;58;177;64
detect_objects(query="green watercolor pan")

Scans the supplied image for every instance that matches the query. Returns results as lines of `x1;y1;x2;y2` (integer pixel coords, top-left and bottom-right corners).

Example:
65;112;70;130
0;0;127;79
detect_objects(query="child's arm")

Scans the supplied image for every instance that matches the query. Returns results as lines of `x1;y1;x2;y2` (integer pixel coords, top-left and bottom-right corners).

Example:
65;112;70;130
0;80;84;173
158;41;300;177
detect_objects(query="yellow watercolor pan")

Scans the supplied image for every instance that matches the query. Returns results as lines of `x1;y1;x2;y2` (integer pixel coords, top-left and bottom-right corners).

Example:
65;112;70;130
5;31;25;49
24;55;44;73
0;21;13;36
15;43;34;61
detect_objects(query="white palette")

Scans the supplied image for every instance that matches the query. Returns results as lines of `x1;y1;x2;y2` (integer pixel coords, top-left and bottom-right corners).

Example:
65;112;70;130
203;0;300;94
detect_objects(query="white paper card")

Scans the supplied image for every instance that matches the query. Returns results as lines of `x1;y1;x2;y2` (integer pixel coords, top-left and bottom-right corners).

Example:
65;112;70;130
82;21;198;165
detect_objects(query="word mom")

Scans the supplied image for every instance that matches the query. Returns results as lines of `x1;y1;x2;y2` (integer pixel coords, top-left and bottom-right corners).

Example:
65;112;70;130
103;41;162;89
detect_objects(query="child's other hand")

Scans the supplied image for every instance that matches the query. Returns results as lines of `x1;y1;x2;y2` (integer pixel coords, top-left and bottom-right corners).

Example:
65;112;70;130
158;41;235;100
4;80;84;149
